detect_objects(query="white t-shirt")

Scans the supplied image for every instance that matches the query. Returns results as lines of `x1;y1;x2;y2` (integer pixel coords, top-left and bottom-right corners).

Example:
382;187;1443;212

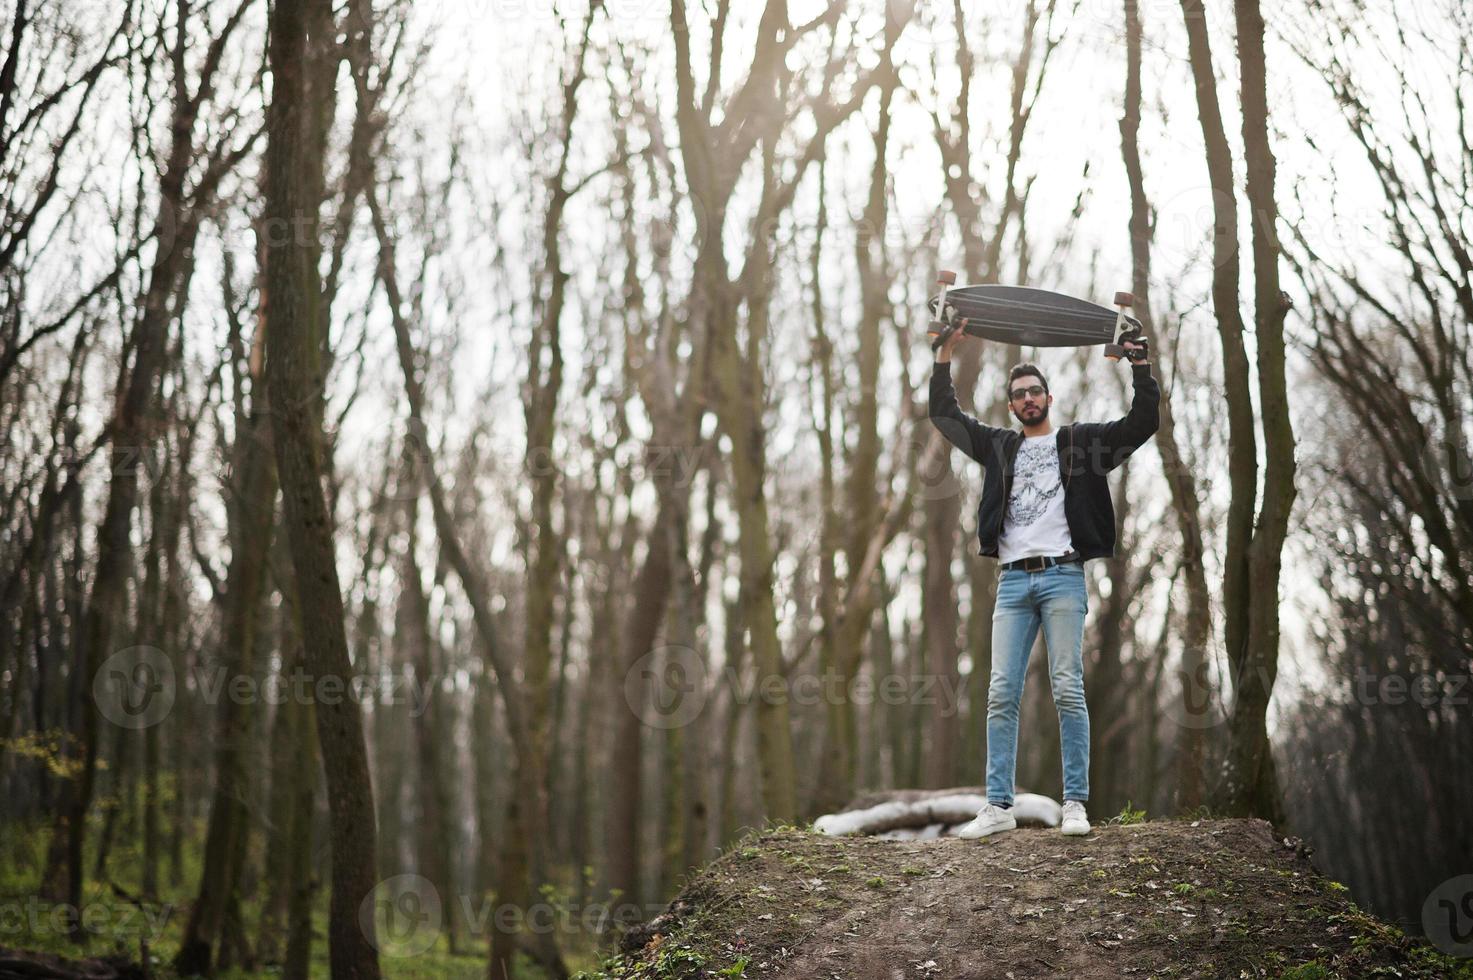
997;433;1074;564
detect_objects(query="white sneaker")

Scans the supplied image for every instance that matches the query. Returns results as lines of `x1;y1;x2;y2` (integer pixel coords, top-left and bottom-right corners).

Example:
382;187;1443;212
1061;800;1091;836
957;803;1017;839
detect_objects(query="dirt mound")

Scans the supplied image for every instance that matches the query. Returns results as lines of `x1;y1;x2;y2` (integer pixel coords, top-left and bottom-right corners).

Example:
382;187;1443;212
589;818;1470;980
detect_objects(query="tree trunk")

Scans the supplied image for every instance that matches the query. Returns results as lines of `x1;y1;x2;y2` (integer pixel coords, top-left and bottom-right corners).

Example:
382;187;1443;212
262;0;380;973
399;499;458;955
1085;459;1132;813
42;76;199;943
1221;0;1294;823
834;27;902;805
1119;0;1212;812
1177;0;1258;796
665;0;890;823
175;338;277;977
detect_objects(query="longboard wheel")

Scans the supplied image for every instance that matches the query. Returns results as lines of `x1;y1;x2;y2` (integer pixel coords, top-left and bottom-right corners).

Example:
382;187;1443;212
938;270;957;286
1113;291;1134;307
1103;343;1125;360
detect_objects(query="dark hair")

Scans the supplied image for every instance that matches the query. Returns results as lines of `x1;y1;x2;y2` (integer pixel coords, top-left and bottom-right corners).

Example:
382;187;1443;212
1007;363;1049;397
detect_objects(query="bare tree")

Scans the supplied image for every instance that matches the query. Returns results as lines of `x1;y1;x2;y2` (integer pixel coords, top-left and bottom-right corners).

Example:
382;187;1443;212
41;0;259;929
812;5;902;814
0;2;132;388
1275;1;1473;925
1119;0;1212;810
666;0;924;823
262;0;381;973
1177;0;1293;820
175;250;278;976
1223;0;1296;821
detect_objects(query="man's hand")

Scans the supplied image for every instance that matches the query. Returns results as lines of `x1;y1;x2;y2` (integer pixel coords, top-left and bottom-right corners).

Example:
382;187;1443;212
936;324;971;363
1122;334;1150;364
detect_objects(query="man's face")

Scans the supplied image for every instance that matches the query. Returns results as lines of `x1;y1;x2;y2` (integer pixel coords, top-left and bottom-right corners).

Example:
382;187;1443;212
1007;374;1053;425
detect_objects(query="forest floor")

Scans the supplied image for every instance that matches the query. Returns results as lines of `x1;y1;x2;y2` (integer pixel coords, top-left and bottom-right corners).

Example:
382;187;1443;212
586;816;1473;980
0;821;562;979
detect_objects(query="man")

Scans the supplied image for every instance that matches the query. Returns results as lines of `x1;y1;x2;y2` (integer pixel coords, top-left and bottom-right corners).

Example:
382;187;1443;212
928;327;1158;838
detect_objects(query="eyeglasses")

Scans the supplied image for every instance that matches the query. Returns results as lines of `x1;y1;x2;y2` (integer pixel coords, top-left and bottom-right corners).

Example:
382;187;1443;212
1009;385;1047;402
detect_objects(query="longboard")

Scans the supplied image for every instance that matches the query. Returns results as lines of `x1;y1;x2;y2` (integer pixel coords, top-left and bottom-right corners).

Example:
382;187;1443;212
927;274;1143;359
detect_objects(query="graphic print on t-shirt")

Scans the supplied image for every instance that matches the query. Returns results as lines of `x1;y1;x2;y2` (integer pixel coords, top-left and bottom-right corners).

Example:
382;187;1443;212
998;434;1073;564
1008;439;1063;527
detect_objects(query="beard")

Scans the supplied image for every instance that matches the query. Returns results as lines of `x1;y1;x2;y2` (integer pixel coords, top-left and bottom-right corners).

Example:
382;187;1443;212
1012;401;1050;426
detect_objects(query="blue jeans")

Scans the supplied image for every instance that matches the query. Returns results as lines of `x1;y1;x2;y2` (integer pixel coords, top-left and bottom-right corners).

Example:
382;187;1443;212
986;562;1090;807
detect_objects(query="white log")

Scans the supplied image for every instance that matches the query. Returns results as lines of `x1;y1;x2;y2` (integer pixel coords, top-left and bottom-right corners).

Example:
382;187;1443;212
814;791;1061;836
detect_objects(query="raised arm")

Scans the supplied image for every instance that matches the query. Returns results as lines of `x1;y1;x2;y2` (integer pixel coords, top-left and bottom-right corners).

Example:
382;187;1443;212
1086;362;1161;471
929;360;1005;462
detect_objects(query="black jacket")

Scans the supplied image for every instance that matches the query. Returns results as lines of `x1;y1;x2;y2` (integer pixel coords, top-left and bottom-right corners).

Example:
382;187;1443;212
928;360;1160;561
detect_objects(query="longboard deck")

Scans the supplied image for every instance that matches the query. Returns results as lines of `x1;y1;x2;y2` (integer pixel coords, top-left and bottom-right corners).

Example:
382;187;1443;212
928;284;1141;347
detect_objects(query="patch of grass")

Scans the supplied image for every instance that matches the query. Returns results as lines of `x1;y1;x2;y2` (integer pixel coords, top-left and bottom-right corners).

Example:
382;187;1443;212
652;944;706;979
1275;960;1332;979
865;876;885;889
714;955;750;978
1407;942;1473;979
781;853;813;871
1173;804;1221;822
1111;801;1148;825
